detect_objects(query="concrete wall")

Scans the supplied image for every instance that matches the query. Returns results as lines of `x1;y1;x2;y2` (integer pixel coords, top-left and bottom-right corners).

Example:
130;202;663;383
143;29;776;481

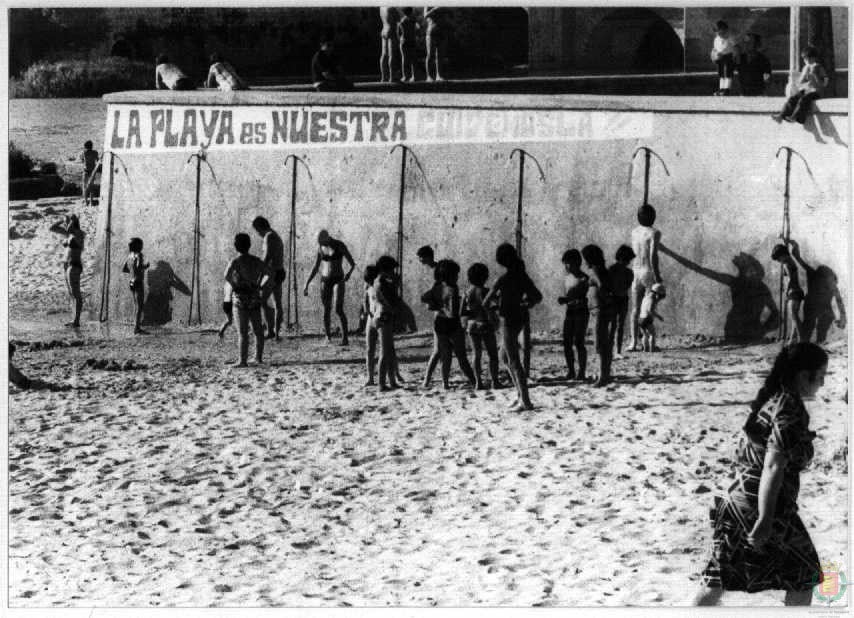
97;91;849;341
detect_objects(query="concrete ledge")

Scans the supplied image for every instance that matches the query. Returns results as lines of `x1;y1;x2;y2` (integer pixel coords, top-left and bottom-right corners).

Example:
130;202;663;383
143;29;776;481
104;88;848;115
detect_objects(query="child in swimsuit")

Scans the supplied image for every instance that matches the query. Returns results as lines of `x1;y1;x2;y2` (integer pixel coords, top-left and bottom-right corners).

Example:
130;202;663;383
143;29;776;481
630;204;662;352
483;243;542;411
374;255;401;390
559;249;590;381
122;237;150;334
608;245;635;358
772;244;805;343
639;283;666;352
462;262;502;390
582;244;616;387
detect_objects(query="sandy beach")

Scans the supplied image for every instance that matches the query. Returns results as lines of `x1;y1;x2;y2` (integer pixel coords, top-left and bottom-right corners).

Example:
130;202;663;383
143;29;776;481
8;197;849;607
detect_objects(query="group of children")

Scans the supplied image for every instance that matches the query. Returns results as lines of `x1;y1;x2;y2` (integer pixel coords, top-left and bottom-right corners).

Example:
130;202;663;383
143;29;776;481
379;6;448;83
352;203;666;411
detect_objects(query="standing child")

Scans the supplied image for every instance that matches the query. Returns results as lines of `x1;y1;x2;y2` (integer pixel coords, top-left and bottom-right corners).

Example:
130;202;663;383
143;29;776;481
224;233;272;367
122;237;150;334
608;245;635;357
379;7;400;82
582;244;615;387
630;204;663;352
417;245;442;387
421;260;476;389
558;249;590;381
218;281;234;339
638;283;666;352
773;46;829;124
374;255;402;390
711;20;739;96
461;262;502;389
398;8;418;82
771;244;805;343
81;141;100;206
363;264;381;386
423;7;447;81
483;244;542;411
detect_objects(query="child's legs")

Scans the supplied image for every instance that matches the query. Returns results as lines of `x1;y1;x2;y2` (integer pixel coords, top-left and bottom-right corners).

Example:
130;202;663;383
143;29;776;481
562;315;574;374
520;320;531;377
320;280;334;337
615;302;628;353
595;312;612;379
425;36;436;77
380;36;391;78
781;92;802;117
437;334;453;384
787;298;804;342
792;92;820;123
815;308;835;343
451;328;476;384
333;281;348;340
366;323;378;381
248;307;264;361
483;330;501;384
424;327;440;383
502;323;530;404
630;282;646;348
694;586;723;606
236;307;251;363
378;320;395;385
133;287;145;327
471;333;484;382
573;312;589;378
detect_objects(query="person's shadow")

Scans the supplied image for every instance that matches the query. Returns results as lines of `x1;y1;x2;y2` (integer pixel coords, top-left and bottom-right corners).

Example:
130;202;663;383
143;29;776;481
805;112;848;146
660;244;779;343
143;261;191;326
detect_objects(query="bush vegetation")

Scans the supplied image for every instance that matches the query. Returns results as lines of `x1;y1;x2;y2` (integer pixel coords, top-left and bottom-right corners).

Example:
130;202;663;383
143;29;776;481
11;56;152;98
9;142;35;178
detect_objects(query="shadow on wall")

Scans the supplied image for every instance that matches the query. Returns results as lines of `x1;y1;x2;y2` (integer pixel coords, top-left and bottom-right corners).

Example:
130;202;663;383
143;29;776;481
660;244;779;342
804;113;848;146
393;299;417;334
143;260;191;325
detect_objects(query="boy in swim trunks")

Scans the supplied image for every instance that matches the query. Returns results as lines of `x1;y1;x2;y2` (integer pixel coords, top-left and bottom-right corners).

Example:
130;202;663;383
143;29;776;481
559;249;589;381
252;216;286;340
49;214;85;328
417;245;443;387
122;237;150;334
630;204;662;352
772;244;805;343
462;262;502;389
608;245;635;357
304;230;356;345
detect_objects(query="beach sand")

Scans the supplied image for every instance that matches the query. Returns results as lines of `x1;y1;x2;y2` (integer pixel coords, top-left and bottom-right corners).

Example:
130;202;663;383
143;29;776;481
8;198;849;607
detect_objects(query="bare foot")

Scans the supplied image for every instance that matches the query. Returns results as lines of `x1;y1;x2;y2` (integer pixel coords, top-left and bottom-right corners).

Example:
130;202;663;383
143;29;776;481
134;328;148;335
364;379;376;387
593;376;612;388
231;361;248;368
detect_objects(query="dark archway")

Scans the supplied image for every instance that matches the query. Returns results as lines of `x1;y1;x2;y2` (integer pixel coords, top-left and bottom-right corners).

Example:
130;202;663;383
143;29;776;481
452;8;529;75
587;8;683;73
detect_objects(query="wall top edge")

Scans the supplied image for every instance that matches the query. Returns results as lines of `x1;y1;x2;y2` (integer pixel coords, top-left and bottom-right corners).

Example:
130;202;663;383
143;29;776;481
103;90;850;115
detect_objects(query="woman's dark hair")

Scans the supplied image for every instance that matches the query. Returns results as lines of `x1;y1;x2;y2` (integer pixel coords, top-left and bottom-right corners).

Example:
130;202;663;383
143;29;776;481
363;264;378;284
496;243;524;271
156;54;168;65
436;259;460;285
376;255;398;272
128;237;143;252
771;244;790;261
562;249;581;266
234;233;251;253
581;244;605;269
746;342;829;428
467;262;489;286
637;204;656;226
615;245;636;263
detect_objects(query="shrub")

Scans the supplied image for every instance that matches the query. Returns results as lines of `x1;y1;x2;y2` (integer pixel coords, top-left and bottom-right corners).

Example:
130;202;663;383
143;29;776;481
9;142;35;178
11;56;153;98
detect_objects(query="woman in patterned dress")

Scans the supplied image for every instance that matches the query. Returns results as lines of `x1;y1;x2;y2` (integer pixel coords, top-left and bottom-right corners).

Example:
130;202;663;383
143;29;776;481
696;342;828;606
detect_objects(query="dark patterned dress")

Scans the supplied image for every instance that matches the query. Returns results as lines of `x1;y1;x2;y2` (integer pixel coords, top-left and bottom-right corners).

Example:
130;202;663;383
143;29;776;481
701;390;823;592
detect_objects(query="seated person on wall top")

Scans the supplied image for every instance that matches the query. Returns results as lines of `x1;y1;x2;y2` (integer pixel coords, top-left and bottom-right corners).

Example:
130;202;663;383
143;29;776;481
311;32;354;92
155;54;194;90
736;33;772;96
205;53;247;91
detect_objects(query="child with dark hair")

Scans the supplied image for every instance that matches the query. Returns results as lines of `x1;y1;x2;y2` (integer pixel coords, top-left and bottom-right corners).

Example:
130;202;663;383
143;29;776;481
558;249;589;381
224;233;272;367
311;32;354;92
582;244;615;387
772;243;805;343
421;259;476;389
773;46;829;124
711;20;739;95
696;342;828;606
630;203;662;352
363;264;381;386
122;237;149;334
461;262;501;389
417;245;443;387
81;140;100;206
483;243;542;410
374;256;403;390
608;245;635;357
788;240;846;343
